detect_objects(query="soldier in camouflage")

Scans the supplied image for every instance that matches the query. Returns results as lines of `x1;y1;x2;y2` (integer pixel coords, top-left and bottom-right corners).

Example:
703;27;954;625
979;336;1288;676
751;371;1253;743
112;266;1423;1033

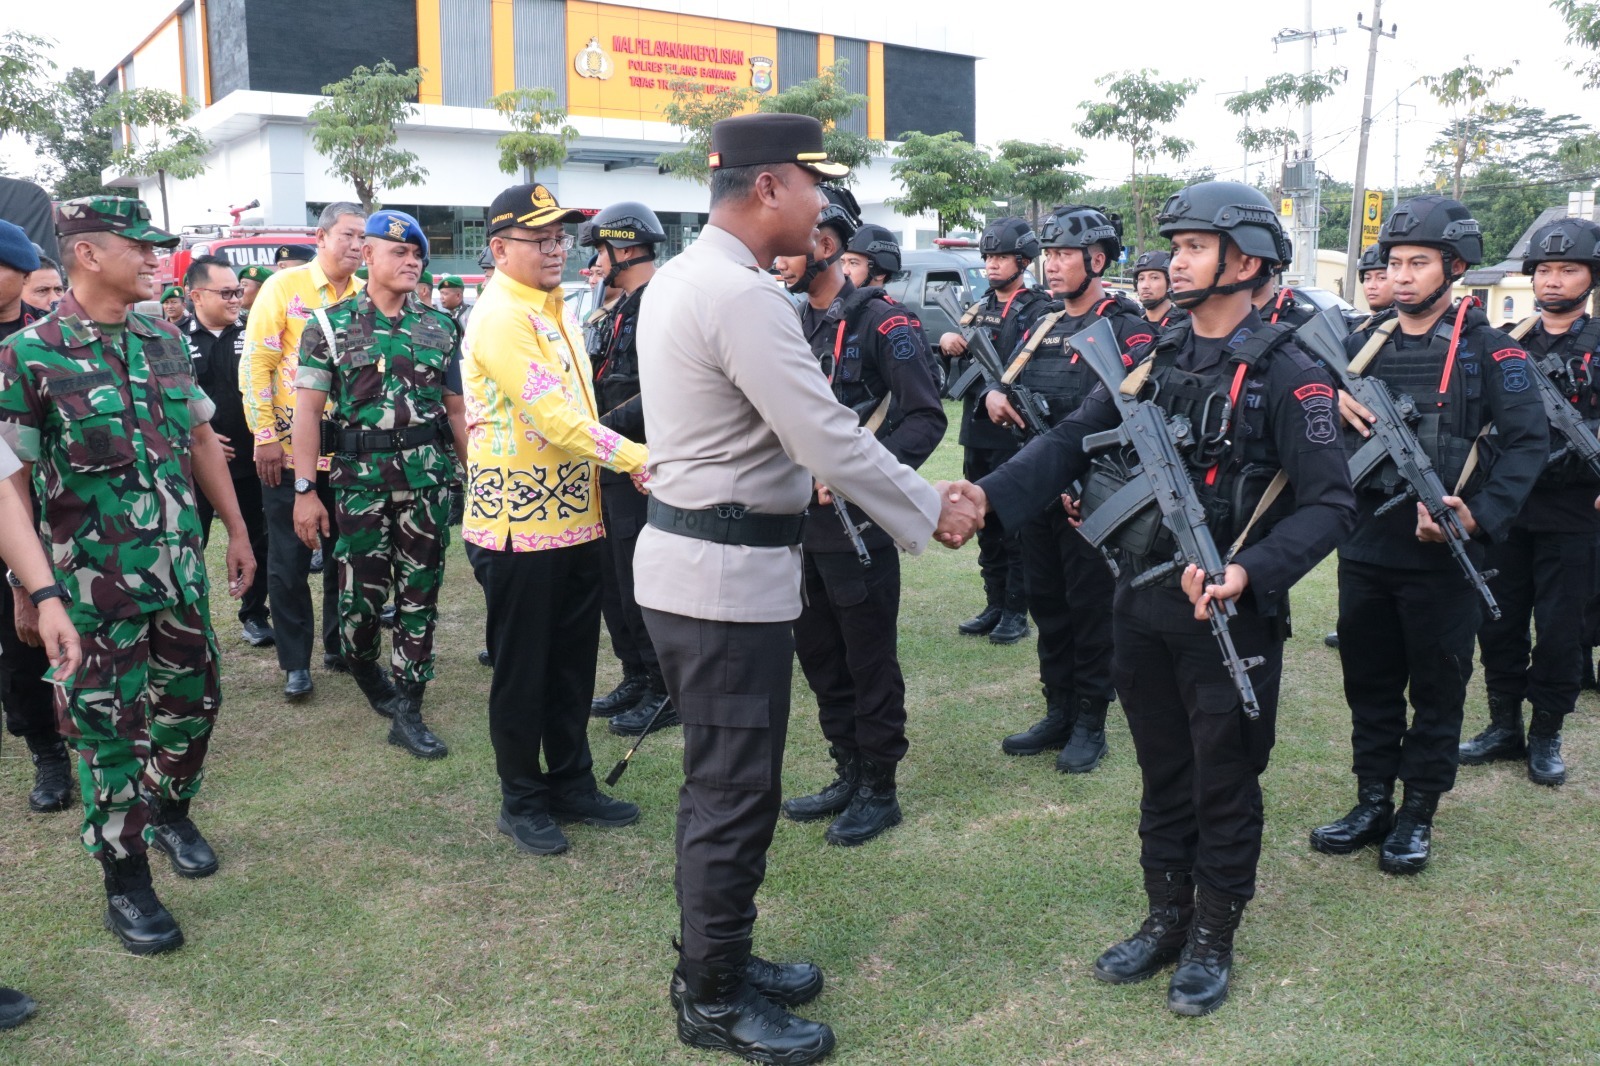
0;196;256;956
291;210;468;759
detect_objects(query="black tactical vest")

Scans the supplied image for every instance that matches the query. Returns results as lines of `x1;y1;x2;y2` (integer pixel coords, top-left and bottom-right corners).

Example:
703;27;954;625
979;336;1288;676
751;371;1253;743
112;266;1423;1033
1017;299;1154;427
1082;322;1296;569
592;288;643;414
1531;314;1600;486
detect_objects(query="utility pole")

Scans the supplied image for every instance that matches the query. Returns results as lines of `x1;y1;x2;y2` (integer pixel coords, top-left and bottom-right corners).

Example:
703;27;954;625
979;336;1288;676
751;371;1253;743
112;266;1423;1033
1273;5;1345;287
1342;1;1399;301
1393;90;1416;208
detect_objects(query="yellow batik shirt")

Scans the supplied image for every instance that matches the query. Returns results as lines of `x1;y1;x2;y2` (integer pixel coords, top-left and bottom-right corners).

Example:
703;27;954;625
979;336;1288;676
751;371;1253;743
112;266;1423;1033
240;259;363;467
462;271;647;552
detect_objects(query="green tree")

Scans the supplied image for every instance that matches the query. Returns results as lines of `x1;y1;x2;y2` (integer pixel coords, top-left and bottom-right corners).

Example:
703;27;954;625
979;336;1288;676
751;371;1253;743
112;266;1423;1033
1076;70;1198;250
307;60;427;213
95;88;210;231
995;139;1086;225
491;87;578;178
34;67;115;200
757;60;881;185
1422;57;1518;199
888;131;1006;237
658;80;759;183
1223;68;1348;197
1462;162;1564;262
1084;172;1195;261
0;31;56;140
1553;0;1600;89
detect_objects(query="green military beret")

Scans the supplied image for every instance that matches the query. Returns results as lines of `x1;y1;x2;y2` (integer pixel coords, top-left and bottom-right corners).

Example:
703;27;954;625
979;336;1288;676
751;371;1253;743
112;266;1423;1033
160;285;184;302
355;265;369;280
437;274;464;289
418;271;434;286
476;281;485;294
238;264;273;284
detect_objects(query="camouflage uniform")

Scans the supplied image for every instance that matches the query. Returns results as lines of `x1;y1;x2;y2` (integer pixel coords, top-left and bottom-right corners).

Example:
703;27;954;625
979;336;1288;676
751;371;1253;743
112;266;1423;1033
295;289;460;685
0;290;221;860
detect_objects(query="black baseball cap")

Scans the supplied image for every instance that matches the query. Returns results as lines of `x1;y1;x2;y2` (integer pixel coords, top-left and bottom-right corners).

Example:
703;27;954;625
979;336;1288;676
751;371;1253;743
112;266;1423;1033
487;183;586;236
708;114;849;179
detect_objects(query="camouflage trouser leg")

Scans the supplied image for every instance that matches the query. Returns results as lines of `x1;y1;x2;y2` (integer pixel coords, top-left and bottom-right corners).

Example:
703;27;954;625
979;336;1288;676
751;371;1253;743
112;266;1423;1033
336;485;449;686
56;598;222;859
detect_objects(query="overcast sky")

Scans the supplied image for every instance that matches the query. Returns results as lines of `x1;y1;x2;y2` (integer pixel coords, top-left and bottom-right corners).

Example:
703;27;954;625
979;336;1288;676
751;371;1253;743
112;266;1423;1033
5;0;1599;199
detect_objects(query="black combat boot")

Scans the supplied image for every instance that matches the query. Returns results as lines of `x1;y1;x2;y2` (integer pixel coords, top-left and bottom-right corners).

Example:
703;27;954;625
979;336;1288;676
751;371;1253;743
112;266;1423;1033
673;959;835;1065
25;734;73;813
0;986;36;1029
670;941;825;1009
149;796;219;878
100;852;184;955
782;746;860;822
825;757;901;847
957;604;1003;636
1378;785;1440;875
988;610;1031;645
1309;778;1394;854
1000;687;1075;756
1093;870;1195;984
1459;692;1525;764
1056;696;1109;774
387;682;448;759
347;658;398;717
1166;885;1246;1016
609;689;679;736
1526;709;1567;787
591;667;651;717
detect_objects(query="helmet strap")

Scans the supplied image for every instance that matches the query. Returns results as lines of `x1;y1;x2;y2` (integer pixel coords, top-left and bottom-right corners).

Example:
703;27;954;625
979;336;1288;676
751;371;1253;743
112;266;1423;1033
788;248;842;295
1393;272;1458;316
1171;235;1260;309
1535;284;1595;315
603;246;655;286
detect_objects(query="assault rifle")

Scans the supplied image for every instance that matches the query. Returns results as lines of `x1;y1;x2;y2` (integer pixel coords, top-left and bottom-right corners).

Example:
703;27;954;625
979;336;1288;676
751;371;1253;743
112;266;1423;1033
1510;324;1600;481
932;285;1052;439
1067;319;1266;720
831;493;874;568
1294;309;1501;620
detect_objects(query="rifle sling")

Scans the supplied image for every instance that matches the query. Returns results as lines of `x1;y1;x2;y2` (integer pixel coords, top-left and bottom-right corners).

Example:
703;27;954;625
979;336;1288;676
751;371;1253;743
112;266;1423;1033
1001;310;1066;385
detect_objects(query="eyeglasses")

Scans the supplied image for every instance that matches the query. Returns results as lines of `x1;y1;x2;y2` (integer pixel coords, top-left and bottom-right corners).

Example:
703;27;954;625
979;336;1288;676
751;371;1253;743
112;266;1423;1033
195;287;245;300
498;234;575;255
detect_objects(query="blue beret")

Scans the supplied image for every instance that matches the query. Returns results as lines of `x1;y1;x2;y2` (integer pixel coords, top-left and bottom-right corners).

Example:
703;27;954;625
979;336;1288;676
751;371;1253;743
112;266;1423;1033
0;220;41;274
365;210;429;263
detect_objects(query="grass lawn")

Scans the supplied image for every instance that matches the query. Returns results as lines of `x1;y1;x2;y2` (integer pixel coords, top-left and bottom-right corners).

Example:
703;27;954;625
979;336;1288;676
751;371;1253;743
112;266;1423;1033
2;405;1598;1064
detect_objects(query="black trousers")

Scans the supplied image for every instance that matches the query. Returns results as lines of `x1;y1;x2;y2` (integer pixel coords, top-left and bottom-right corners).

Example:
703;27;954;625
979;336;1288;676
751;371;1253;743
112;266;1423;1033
1479;526;1600;718
964;446;1026;614
261;475;340;672
598;483;660;685
1114;584;1281;900
0;579;56;742
793;547;908;766
198;473;271;626
1338;557;1480;794
1021;505;1116;701
469;540;601;816
643;606;793;969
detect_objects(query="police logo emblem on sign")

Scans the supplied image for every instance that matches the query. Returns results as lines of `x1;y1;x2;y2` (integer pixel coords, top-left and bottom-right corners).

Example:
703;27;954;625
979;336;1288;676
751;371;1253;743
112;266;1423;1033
574;37;613;80
1295;382;1337;445
1493;348;1529;392
750;57;774;93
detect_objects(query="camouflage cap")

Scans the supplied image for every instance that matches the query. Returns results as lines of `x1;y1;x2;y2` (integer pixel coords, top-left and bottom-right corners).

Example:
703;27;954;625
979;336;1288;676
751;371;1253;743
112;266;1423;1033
55;196;179;248
437;274;463;289
160;285;184;302
238;264;274;284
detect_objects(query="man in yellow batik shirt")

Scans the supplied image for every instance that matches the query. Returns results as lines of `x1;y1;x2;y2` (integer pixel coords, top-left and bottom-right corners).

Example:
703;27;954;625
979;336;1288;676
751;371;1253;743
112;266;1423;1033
463;182;648;858
240;202;365;702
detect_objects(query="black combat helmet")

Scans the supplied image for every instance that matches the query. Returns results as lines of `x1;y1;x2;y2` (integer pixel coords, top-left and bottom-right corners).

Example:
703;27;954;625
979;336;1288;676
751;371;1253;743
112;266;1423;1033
1156;180;1290;308
979;216;1041;261
1134;249;1172;277
1377;194;1483;267
846;223;901;277
1038;204;1122;299
1357;243;1387;278
1521;216;1600;313
588;201;667;248
817;185;862;241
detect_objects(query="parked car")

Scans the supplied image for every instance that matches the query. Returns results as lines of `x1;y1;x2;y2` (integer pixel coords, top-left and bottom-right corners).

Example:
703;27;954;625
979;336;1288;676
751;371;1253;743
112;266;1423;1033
884;239;1041;341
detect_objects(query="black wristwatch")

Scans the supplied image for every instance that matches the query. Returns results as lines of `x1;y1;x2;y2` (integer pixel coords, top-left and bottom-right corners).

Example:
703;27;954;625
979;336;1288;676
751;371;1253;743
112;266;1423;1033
294;477;314;494
29;582;67;607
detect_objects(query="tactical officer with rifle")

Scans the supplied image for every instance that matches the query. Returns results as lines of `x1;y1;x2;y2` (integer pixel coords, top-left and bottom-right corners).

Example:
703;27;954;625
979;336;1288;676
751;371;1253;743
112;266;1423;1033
579;202;677;739
939;217;1053;644
1460;216;1600;788
1357;243;1395;320
1308;196;1547;875
937;180;1357;1016
986;205;1154;774
774;185;946;846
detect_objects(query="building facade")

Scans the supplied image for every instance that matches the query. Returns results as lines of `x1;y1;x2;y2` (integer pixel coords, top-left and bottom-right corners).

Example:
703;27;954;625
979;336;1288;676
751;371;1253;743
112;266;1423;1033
102;0;976;278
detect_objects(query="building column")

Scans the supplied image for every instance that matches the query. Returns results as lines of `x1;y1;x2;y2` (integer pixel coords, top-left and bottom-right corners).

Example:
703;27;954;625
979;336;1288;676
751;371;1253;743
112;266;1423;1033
261;121;307;226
